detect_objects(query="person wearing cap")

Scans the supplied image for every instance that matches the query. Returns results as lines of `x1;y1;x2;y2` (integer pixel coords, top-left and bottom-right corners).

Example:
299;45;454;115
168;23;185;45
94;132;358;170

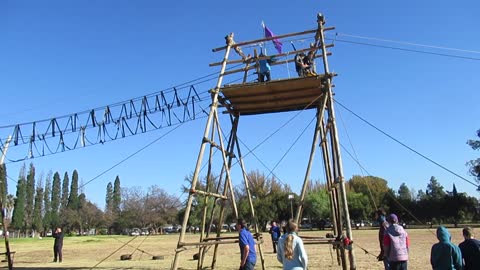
459;226;480;270
236;218;256;270
383;214;409;270
430;226;462;270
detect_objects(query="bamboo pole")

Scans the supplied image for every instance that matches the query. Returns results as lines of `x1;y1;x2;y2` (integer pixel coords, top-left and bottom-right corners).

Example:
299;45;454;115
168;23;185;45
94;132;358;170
318;13;356;270
0;136;13;270
212;27;335;52
295;94;329;224
210;45;334;67
234;133;266;270
171;36;233;270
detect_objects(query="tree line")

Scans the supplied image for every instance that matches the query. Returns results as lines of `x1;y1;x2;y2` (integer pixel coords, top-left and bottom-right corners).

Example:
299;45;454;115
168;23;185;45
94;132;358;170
0;128;477;235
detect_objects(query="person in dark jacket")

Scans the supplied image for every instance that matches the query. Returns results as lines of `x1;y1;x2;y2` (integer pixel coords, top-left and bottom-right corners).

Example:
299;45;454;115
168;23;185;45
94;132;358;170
52;227;64;263
375;208;389;270
383;214;409;270
269;221;281;253
430;226;462;270
459;226;480;270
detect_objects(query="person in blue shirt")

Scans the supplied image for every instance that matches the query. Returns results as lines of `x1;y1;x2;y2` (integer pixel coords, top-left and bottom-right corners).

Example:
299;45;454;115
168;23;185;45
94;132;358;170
269;221;281;253
236;218;256;270
258;52;275;82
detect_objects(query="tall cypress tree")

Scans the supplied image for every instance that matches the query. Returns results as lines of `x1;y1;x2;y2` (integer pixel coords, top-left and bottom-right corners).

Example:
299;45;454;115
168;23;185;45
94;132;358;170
105;182;113;213
50;172;61;229
43;171;52;232
0;164;8;205
32;185;44;234
11;165;26;231
68;170;79;210
61;172;69;211
112;176;121;214
24;163;36;233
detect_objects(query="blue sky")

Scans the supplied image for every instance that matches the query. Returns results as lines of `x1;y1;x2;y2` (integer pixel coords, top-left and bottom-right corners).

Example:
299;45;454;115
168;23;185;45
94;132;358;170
1;1;479;210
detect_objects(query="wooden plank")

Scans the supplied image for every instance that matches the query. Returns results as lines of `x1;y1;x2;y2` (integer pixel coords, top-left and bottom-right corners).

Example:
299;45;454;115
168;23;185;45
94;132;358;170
218;75;327;115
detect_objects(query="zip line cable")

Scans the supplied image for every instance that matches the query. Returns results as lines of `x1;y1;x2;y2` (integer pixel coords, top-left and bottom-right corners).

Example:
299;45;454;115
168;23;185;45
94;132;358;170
337;109;378;211
340;143;436;237
332;38;480;61
334;99;479;188
336;33;480;55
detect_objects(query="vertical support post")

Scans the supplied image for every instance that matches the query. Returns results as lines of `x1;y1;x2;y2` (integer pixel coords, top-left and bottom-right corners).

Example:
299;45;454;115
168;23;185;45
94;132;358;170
0;136;13;270
234;134;266;270
172;39;233;270
295;93;329;223
318;13;356;270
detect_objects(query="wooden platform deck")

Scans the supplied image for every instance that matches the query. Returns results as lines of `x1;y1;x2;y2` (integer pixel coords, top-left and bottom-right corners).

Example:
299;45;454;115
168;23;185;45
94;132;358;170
218;75;328;116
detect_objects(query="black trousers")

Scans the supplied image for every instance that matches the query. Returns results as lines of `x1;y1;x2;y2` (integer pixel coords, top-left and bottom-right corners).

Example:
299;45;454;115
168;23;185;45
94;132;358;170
53;245;63;262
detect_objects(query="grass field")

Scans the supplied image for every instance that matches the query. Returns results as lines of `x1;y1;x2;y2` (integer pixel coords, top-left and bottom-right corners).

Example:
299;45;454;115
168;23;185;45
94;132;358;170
0;227;465;269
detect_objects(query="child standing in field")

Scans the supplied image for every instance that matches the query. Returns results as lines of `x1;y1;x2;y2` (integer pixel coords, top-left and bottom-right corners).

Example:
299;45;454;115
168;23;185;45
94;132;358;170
430;226;462;270
383;214;409;270
277;220;308;270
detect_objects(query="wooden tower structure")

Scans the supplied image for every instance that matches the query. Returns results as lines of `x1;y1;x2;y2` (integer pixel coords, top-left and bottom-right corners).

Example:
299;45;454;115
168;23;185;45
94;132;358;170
172;13;356;270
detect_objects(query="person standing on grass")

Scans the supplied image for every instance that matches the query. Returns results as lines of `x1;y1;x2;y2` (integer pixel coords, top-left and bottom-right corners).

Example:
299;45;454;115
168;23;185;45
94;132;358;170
52;227;64;263
459;226;480;270
430;226;462;270
383;214;409;270
277;220;308;270
269;221;281;253
236;218;256;270
375;208;390;270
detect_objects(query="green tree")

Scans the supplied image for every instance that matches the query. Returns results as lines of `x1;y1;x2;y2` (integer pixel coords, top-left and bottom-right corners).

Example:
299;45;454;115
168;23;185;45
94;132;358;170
467;129;480;185
235;170;291;230
12;165;27;232
303;187;331;222
0;163;8;204
346;191;372;221
50;172;62;229
398;183;413;201
426;176;446;200
105;182;113;213
112;176;121;214
68;170;80;210
61;172;69;211
32;184;44;234
24;163;36;233
43;171;52;233
78;194;103;234
416;189;427;201
347;175;389;209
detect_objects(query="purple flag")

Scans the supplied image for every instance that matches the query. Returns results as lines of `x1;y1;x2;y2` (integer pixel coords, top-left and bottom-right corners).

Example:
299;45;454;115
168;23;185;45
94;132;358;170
264;24;283;54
